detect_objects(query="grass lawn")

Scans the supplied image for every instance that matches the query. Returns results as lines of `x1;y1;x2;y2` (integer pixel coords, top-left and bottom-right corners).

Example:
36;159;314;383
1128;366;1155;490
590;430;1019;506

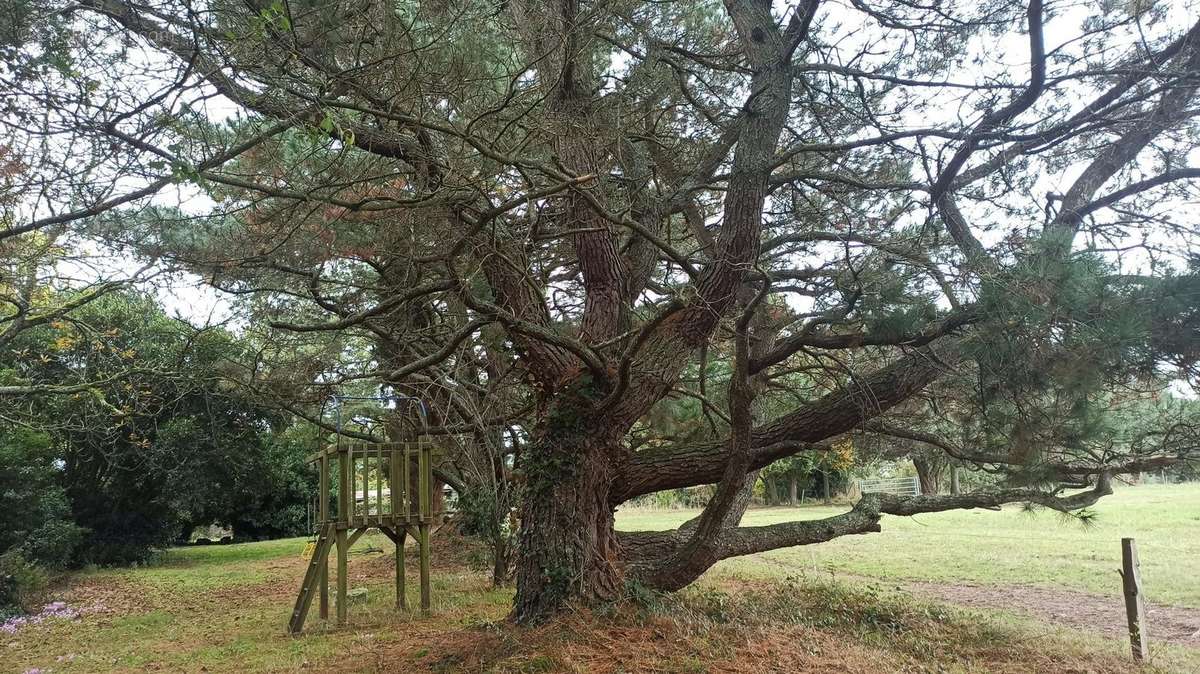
617;482;1200;608
4;533;512;673
4;483;1198;672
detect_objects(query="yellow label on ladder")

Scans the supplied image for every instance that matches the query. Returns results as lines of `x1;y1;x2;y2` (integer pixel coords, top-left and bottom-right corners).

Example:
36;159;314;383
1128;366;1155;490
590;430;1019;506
301;541;317;560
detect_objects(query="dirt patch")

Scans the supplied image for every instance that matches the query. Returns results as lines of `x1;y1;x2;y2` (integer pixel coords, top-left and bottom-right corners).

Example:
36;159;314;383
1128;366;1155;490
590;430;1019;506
757;553;1200;649
52;574;151;617
901;579;1200;647
362;608;915;673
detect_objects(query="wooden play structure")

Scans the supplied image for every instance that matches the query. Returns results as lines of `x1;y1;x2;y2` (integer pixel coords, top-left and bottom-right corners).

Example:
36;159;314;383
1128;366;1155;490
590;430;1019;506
288;436;441;634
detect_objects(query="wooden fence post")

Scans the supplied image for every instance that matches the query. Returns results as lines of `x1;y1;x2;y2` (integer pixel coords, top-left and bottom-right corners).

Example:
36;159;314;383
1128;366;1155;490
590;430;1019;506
1121;537;1149;661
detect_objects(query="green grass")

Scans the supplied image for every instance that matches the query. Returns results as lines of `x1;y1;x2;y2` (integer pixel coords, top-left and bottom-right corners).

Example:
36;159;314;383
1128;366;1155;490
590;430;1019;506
77;537;313;594
618;482;1200;607
5;532;510;674
5;484;1198;673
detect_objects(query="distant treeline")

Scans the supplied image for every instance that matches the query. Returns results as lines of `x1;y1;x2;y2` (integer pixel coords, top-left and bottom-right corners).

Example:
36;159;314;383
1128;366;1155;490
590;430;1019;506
1;291;315;615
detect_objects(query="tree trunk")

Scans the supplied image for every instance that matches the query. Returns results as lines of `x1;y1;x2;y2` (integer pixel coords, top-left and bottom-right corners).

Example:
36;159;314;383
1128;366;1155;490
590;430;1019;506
822;471;831;505
492;530;510;587
950;467;961;495
788;475;798;506
512;410;622;624
914;457;939;495
762;476;776;505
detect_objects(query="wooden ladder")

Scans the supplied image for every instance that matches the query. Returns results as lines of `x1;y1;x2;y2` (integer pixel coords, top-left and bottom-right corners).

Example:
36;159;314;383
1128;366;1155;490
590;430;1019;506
288;522;335;634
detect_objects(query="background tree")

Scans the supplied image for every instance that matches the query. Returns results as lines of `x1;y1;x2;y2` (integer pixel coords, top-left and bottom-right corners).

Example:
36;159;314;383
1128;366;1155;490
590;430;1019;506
1;290;316;564
0;428;83;570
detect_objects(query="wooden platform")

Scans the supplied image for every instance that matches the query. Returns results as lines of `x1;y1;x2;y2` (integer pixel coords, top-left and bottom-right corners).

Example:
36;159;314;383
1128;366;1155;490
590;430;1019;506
288;438;442;635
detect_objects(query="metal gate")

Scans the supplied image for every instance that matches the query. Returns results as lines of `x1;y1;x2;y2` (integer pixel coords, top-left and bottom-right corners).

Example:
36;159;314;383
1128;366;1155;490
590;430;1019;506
857;476;921;495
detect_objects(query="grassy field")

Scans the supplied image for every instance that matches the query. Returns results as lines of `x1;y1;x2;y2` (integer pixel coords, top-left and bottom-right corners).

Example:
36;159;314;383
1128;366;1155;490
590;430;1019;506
3;483;1198;673
618;483;1200;607
4;533;513;673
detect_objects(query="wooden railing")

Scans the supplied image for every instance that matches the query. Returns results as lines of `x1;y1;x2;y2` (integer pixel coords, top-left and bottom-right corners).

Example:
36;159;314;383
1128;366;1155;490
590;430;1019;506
306;440;437;528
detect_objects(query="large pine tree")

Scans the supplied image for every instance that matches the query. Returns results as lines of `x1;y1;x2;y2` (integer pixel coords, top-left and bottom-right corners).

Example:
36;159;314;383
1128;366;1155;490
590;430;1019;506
3;0;1199;622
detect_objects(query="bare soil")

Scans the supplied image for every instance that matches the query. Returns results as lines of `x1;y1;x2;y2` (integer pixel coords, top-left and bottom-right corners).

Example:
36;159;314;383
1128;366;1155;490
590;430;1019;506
897;578;1200;646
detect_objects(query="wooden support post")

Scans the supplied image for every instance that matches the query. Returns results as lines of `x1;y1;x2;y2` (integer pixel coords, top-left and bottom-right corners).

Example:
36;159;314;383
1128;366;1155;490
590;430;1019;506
419;437;431;520
403;442;412;516
339;446;350;525
360;445;370;527
318;558;328;619
336;528;348;626
389;447;400;518
1121;537;1149;661
419;522;431;615
418;436;432;614
375;526;407;611
390;445;404;611
318;453;329;620
337;446;350;626
396;527;407;610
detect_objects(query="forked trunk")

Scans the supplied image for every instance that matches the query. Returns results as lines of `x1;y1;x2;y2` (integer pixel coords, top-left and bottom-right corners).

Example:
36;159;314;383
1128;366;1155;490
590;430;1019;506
512;414;623;624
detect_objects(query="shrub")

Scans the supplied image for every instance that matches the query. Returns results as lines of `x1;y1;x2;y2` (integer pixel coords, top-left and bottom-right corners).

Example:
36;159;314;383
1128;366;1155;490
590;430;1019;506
23;517;85;571
0;550;47;618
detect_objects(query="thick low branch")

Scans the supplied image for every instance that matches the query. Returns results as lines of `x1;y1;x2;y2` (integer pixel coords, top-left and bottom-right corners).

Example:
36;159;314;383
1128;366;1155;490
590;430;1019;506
614;345;955;503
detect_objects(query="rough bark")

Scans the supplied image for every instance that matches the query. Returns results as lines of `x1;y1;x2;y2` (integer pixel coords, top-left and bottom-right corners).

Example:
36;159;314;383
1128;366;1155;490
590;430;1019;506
511;391;624;623
635;283;764;590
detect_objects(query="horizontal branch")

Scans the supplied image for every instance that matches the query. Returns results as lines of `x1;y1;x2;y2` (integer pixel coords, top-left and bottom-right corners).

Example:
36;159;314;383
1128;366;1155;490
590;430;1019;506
1070;167;1200;220
718;476;1113;556
268;281;456;333
614;345;956;503
750;306;978;374
626;475;1112;587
